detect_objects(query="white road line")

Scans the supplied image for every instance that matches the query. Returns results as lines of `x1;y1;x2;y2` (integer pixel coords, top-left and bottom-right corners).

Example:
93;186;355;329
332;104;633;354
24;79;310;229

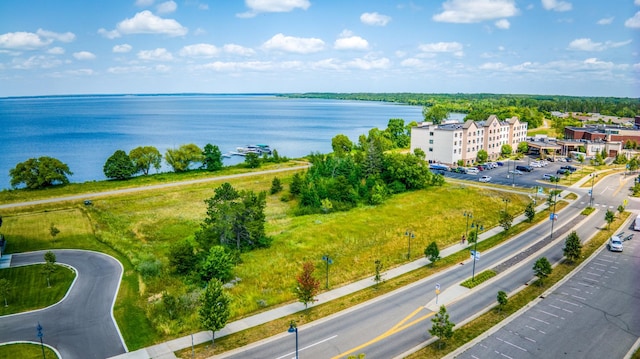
274;335;337;359
585;272;602;277
525;336;536;343
571;294;586;300
499;352;513;359
497;337;528;352
556;298;582;307
537;309;563;320
529;316;550;325
592;262;607;267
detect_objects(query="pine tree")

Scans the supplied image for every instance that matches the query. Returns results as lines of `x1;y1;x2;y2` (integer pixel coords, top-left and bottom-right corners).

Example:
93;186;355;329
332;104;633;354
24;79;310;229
496;291;508;313
533;257;552;286
563;231;582;263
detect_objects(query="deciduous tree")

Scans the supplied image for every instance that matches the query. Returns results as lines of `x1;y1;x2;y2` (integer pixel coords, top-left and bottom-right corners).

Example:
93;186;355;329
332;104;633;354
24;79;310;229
103;150;136;180
49;223;60;243
244;152;261;168
422;104;448;125
199;278;230;347
424;241;440;265
525;201;536;222
496;291;508;313
42;251;57;288
0;278;11;307
10;157;73;189
499;211;514;233
294;261;320;308
169;239;197;275
429;305;455;349
202;143;223;171
533;257;552;286
199;246;234;283
129;146;162;175
605;209;615;229
331;134;353;157
563;231;582;264
165;143;203;172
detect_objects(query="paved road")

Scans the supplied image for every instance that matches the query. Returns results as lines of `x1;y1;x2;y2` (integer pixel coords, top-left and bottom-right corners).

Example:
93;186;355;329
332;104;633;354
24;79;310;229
0;250;127;359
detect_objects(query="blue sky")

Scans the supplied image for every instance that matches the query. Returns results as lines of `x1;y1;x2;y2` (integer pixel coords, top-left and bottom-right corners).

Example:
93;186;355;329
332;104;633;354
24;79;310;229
1;0;639;97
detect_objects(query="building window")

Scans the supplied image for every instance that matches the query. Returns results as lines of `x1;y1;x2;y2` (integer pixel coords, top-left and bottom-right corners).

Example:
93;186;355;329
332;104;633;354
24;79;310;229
429;148;433;152
430;132;434;136
429;139;434;144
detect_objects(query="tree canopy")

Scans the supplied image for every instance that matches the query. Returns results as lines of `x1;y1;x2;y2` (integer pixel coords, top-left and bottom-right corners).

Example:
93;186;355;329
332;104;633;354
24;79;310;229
165;143;203;172
202;143;224;171
103;150;136;180
199;278;231;346
10;156;73;189
129;146;162;175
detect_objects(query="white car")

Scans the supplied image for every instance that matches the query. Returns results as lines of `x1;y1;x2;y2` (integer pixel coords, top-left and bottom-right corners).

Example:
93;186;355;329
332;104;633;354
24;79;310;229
479;175;491;182
607;235;623;252
509;169;523;175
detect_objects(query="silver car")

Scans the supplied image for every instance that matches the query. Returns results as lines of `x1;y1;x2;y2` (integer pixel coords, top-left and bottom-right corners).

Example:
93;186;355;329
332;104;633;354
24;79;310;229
607;236;623;252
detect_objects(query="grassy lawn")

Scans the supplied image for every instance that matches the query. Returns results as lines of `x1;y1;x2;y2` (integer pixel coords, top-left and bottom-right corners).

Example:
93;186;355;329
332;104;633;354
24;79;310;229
406;211;630;358
0;343;58;359
0;264;75;316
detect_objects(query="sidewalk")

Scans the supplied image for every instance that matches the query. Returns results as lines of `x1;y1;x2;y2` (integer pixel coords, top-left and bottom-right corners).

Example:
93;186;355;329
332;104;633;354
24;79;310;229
108;187;566;359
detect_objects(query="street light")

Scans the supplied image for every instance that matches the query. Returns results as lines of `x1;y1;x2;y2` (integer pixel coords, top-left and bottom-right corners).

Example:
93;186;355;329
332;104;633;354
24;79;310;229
549;176;560;239
36;322;45;359
404;230;414;259
502;198;510;214
470;222;483;281
463;212;472;240
321;255;333;289
589;173;598;207
287;321;298;359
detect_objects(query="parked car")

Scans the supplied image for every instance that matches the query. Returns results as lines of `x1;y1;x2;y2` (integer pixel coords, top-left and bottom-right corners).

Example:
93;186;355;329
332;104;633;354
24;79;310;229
516;165;534;172
466;167;479;174
561;165;578;173
530;161;542;168
479;175;491;182
451;167;465;174
542;173;558;181
607;235;623;252
496;161;504;166
556;168;570;175
509;169;523;175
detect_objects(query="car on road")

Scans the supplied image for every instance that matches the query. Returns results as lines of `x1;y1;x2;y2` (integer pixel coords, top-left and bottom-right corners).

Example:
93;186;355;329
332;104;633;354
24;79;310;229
607;235;623;252
479;175;491;182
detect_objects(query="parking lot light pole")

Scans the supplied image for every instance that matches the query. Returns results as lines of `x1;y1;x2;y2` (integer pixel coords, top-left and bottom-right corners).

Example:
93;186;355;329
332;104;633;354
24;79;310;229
404;230;414;259
590;173;597;207
550;176;560;239
37;322;45;359
463;212;472;240
321;255;333;289
287;321;298;359
470;222;483;281
503;198;510;214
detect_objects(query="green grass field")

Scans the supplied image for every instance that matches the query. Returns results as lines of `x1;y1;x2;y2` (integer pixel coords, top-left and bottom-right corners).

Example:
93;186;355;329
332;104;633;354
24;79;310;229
0;343;58;359
0;163;536;348
0;264;75;316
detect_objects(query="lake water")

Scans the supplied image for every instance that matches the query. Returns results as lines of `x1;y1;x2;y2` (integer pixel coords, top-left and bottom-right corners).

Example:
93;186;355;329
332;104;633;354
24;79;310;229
0;94;437;191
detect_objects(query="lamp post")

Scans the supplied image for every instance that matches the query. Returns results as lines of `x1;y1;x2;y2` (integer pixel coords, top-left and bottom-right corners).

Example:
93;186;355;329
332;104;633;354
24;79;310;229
321;255;333;289
470;222;483;281
463;212;472;240
549;176;560;239
36;322;45;359
589;173;597;207
404;230;414;259
288;321;298;359
502;198;510;214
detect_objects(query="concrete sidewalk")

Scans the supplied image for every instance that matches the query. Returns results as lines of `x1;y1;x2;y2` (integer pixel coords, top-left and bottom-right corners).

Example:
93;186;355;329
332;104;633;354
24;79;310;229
108;187;564;359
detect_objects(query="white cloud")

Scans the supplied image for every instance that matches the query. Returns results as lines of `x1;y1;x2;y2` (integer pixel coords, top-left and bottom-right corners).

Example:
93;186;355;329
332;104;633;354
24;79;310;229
636;0;640;5
73;51;96;60
433;0;518;23
222;44;256;56
36;29;75;42
157;1;177;14
136;0;154;7
541;0;572;12
113;44;132;53
597;17;614;25
12;55;62;69
334;30;369;50
180;43;219;58
238;0;311;18
626;11;640;28
360;12;391;26
262;33;324;54
137;48;174;61
495;19;510;29
479;62;506;70
568;38;632;51
198;61;275;72
344;57;390;70
418;41;464;57
0;31;51;50
47;47;65;55
99;11;188;38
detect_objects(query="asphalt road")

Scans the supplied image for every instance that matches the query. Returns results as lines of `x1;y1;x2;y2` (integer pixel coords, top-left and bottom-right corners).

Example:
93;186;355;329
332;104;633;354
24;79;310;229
0;250;127;359
215;171;639;358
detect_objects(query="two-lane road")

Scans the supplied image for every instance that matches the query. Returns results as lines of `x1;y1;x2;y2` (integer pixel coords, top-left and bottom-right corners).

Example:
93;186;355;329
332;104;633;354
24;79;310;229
0;250;127;359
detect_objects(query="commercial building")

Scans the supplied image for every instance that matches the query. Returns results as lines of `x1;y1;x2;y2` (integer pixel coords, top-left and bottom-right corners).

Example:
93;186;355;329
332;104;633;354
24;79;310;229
410;115;528;165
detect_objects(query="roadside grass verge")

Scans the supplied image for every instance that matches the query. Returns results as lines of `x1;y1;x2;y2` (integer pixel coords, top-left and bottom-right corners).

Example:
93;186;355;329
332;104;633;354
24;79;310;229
0;264;75;316
175;200;571;358
0;343;58;359
460;270;496;288
406;211;629;358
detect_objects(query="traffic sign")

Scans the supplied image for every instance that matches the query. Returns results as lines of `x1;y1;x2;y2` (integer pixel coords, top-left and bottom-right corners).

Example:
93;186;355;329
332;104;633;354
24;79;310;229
435;283;441;291
470;250;480;260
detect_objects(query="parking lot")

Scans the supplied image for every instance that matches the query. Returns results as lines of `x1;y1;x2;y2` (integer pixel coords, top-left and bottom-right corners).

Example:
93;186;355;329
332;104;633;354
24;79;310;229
439;156;580;190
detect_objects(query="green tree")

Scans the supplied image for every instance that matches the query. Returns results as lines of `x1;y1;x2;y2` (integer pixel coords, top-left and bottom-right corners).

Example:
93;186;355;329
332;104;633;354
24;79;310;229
103;150;136;180
499;211;514;233
500;144;513;157
169;239;197;275
244;152;261;168
525;201;536;222
617;204;625;216
270;177;283;194
0;278;11;307
413;148;426;160
289;172;304;196
374;259;383;287
49;223;60;243
294;261;320;308
476;149;488;163
422;104;448;125
385;118;410;148
129;146;162;175
199;278;231;347
424;241;441;265
429;305;455;349
532;257;552;286
628;157;639;172
165;143;203;172
496;290;508;313
10;156;73;189
42;251;57;288
199;246;234;283
331;134;354;157
563;231;582;264
604;209;615;229
517;141;528;154
202;143;224;171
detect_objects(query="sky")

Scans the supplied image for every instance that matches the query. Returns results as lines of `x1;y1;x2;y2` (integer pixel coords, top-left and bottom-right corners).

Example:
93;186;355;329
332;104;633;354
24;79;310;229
1;0;639;98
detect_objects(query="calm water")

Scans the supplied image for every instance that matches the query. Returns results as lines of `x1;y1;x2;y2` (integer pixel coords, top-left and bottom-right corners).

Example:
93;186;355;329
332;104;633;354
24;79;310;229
0;94;429;191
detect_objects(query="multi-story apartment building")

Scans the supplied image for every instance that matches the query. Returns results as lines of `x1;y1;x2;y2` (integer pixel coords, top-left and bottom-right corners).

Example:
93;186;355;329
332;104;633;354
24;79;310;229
410;115;528;165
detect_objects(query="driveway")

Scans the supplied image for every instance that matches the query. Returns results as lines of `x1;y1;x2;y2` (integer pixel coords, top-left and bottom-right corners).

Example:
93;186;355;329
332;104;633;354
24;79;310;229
0;250;126;359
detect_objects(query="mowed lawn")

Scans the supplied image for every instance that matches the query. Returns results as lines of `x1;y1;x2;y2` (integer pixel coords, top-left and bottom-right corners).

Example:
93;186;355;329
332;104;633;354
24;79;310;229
0;170;530;344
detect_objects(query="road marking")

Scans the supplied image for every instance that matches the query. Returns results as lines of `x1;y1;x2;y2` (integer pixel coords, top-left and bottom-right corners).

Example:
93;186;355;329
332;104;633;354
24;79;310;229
274;335;338;359
585;271;601;277
537;309;563;320
496;337;528;352
528;316;550;325
555;298;581;307
331;307;434;359
571;294;586;300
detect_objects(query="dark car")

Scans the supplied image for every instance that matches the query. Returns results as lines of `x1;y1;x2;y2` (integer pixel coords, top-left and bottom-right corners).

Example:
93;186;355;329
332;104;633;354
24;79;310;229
560;165;577;173
556;168;570;175
516;165;533;172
